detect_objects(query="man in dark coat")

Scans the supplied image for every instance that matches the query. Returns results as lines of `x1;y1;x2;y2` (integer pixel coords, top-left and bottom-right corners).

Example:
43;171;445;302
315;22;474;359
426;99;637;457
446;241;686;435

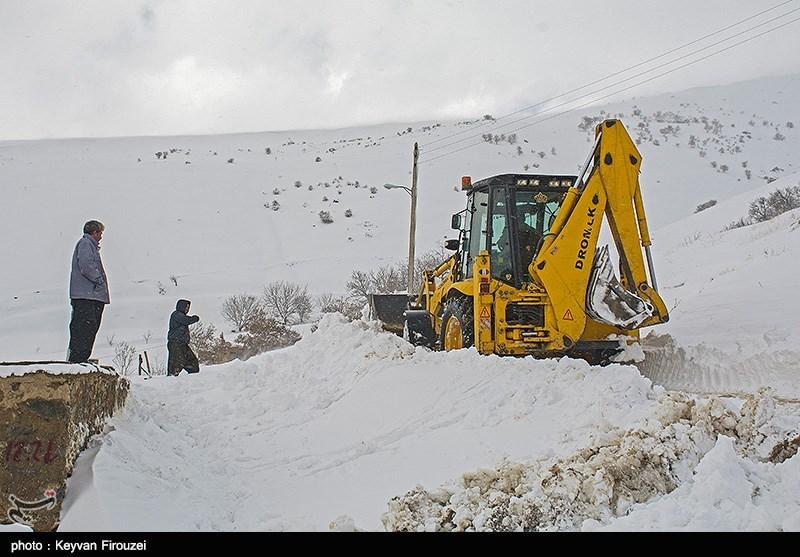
167;299;200;376
68;220;110;363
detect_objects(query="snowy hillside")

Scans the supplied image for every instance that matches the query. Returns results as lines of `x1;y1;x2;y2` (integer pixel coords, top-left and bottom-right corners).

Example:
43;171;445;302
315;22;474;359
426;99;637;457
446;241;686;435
1;74;800;532
1;73;798;371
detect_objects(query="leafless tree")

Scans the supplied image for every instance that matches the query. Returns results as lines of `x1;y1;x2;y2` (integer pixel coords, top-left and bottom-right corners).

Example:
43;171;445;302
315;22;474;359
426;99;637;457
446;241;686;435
220;293;263;332
262;281;312;325
346;270;373;299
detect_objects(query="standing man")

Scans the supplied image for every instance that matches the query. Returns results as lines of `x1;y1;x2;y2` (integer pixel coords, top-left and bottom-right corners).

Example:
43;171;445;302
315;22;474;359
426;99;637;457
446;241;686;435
167;299;200;376
68;220;110;363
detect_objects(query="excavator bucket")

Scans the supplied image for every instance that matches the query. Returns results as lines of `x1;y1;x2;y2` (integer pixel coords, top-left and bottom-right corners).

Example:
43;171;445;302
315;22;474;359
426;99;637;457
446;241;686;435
586;245;653;329
368;293;410;336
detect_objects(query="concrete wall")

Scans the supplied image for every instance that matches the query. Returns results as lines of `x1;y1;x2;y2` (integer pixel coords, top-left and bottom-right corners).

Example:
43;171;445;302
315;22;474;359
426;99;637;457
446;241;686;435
0;364;129;531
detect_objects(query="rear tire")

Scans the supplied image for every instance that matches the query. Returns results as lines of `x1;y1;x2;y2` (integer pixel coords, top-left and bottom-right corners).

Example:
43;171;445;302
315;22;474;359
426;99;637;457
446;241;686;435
439;298;475;351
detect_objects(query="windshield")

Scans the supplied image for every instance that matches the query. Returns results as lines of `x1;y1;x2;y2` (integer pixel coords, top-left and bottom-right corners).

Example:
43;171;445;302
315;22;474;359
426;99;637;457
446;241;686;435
491;188;565;285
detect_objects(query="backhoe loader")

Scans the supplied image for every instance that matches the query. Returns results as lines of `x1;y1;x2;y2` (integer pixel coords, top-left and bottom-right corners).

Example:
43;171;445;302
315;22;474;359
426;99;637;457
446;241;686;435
371;119;669;364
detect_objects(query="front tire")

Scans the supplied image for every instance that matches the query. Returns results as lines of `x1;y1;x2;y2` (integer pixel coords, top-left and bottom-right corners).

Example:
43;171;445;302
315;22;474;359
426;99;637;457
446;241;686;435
439;298;474;351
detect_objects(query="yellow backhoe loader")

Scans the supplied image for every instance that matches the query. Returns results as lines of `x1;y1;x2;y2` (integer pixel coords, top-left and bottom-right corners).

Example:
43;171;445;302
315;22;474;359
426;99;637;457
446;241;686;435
371;119;669;364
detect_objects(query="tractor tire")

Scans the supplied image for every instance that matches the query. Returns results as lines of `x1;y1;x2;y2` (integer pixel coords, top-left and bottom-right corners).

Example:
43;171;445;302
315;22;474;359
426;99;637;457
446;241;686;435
439;298;475;351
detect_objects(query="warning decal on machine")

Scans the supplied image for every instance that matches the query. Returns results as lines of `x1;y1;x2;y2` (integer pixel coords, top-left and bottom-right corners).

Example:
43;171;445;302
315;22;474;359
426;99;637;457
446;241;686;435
563;309;574;321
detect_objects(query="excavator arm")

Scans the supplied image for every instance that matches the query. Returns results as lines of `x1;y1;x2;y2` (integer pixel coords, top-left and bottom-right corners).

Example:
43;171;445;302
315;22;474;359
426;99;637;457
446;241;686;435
531;119;668;349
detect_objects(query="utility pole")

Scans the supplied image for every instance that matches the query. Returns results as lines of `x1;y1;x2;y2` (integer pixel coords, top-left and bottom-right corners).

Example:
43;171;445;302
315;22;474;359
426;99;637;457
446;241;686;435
407;142;419;295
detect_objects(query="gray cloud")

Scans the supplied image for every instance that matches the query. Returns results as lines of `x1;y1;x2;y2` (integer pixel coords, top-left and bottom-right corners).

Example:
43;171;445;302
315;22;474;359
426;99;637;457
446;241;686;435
1;0;799;140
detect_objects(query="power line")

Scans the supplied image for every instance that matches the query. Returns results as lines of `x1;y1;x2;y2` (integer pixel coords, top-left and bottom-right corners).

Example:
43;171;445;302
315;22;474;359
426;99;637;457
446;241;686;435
421;15;800;165
420;3;800;164
429;9;800;157
423;0;797;150
422;4;800;157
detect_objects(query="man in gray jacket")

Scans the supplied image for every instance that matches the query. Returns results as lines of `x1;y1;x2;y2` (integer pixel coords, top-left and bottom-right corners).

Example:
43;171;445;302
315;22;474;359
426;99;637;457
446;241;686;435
68;220;110;363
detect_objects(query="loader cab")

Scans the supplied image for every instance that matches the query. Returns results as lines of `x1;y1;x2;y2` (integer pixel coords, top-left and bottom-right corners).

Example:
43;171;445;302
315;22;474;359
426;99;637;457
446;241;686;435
458;174;575;288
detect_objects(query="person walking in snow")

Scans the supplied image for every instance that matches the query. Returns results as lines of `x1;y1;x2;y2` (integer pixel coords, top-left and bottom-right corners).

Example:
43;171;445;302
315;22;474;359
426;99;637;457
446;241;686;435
167;299;200;376
67;220;110;363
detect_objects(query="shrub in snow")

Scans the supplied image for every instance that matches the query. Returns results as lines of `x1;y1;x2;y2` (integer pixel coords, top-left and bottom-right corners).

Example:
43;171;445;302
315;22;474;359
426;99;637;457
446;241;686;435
748;185;800;222
319;210;333;224
111;341;137;375
724;185;800;230
347;247;450;303
694;199;717;213
190;307;301;364
317;293;364;321
234;308;301;360
189;322;239;365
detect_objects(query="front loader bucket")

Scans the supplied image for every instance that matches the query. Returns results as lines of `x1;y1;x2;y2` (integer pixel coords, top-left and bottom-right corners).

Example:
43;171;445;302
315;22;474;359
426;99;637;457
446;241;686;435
368;293;410;336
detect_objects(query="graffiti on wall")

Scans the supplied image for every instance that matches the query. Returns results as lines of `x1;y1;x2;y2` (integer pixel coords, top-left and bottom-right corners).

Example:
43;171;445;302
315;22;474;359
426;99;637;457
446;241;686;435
7;490;57;526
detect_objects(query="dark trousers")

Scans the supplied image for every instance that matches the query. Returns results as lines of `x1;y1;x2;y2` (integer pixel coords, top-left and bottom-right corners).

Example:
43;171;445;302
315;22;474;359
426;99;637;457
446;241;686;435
68;299;105;363
167;340;200;376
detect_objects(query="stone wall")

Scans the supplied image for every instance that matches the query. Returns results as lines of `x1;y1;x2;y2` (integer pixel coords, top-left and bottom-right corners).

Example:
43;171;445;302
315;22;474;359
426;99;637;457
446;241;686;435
0;363;129;531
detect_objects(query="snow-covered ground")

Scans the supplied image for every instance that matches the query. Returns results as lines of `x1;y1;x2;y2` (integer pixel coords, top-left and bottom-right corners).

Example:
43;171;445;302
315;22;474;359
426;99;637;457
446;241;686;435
1;74;800;532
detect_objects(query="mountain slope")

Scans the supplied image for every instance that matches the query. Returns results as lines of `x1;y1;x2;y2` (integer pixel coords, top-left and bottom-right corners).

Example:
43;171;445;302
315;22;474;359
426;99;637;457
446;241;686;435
0;74;798;374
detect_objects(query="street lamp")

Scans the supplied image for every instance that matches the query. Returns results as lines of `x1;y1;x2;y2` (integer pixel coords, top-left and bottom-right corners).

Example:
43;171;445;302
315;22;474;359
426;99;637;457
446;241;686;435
383;144;419;296
383;183;412;195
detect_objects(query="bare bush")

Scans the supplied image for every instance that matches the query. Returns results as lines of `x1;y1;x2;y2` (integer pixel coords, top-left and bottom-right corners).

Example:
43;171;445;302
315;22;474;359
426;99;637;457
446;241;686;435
724;217;751;231
346;247;452;304
748;185;800;223
145;352;166;376
112;341;137;376
189;322;239;365
234;308;301;359
317;293;365;321
263;281;313;325
372;265;405;293
723;185;800;231
221;293;263;332
694;199;717;213
346;265;404;299
345;270;373;299
763;185;800;215
414;246;451;283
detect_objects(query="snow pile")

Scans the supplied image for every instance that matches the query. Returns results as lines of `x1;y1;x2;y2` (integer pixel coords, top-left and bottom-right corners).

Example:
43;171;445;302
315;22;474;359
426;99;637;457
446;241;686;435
380;388;800;531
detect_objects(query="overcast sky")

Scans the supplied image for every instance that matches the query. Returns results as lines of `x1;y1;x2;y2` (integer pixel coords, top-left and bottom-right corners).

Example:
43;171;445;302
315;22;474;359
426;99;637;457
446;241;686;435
2;0;800;141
